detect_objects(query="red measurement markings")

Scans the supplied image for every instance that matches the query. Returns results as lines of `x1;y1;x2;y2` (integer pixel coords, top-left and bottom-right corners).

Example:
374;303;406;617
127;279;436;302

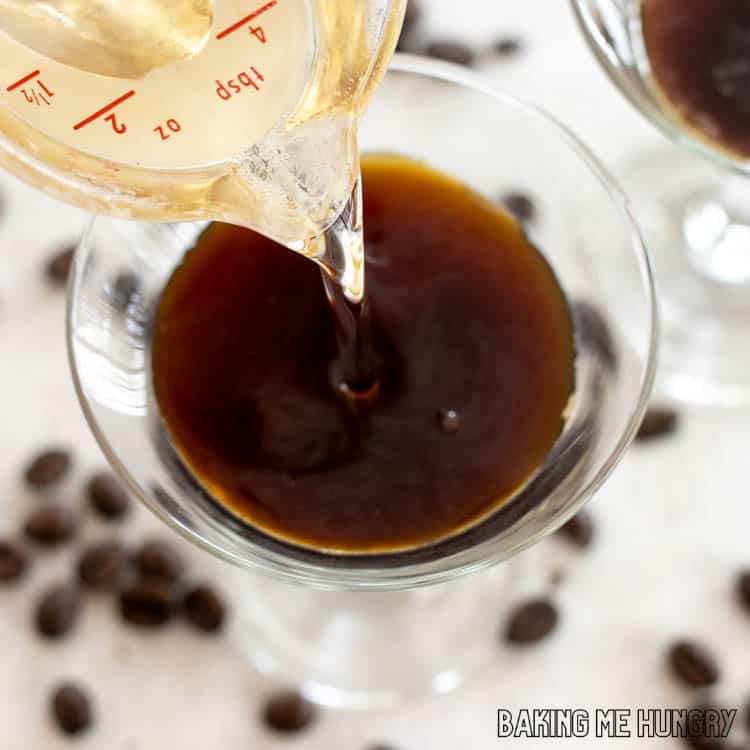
7;70;40;92
154;118;182;141
73;90;136;132
216;0;277;40
7;70;55;106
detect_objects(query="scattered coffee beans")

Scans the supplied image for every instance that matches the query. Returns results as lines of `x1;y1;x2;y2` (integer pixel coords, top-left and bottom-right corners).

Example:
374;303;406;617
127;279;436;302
397;0;422;50
668;640;720;688
501;191;537;223
557;510;595;548
504;598;559;645
110;271;141;313
182;584;226;633
24;504;77;546
119;579;174;628
736;570;750;613
86;472;130;521
262;691;318;734
45;245;76;287
680;703;739;750
495;36;523;57
0;540;29;583
572;300;617;369
77;541;127;591
36;583;80;640
24;448;71;489
133;540;184;583
425;40;476;67
636;407;680;442
51;683;93;736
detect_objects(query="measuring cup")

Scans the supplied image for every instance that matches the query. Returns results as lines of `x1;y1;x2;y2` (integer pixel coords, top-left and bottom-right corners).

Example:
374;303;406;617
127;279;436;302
0;0;406;246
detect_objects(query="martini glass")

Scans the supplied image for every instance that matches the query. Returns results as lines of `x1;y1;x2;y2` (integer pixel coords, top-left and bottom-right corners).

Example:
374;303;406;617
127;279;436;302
67;54;657;708
572;0;750;407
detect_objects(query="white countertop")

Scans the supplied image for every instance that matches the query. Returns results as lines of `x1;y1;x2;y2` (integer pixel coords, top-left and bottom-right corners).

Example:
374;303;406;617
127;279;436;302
1;1;749;748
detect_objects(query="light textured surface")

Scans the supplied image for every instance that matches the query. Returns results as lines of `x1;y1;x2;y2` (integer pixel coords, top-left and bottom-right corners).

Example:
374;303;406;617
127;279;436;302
1;0;748;748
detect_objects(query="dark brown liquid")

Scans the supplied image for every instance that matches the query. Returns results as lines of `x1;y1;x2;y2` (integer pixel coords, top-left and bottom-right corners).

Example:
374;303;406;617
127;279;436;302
152;155;575;553
642;0;750;158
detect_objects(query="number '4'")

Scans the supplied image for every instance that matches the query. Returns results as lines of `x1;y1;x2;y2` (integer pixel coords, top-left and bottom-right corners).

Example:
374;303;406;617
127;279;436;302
249;25;266;43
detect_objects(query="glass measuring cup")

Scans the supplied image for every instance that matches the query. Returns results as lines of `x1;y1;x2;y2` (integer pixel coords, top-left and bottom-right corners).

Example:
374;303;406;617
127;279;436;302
0;0;405;256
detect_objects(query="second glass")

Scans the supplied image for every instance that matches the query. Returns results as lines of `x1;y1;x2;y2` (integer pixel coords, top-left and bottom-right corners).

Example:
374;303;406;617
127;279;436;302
573;0;750;406
67;56;657;707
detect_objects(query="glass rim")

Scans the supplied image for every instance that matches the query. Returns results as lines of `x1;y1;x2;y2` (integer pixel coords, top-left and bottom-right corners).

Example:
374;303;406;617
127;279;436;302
66;53;659;591
569;0;750;178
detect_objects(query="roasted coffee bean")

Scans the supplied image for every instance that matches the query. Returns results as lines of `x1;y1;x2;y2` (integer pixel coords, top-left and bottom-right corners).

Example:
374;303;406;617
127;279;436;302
504;598;559;644
0;540;29;583
262;691;318;734
86;472;130;520
24;504;77;546
402;0;421;34
572;300;617;369
557;510;595;548
51;683;93;736
736;570;750;613
668;641;720;687
425;40;476;67
36;584;80;639
495;36;523;57
501;191;537;223
24;448;71;489
182;584;226;633
133;540;184;583
77;541;127;591
681;703;739;749
437;408;461;433
119;579;174;628
637;407;680;442
110;271;141;312
45;245;76;287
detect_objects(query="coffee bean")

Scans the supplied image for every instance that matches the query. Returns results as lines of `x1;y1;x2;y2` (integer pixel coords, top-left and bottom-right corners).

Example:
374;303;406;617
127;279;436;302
501;192;537;223
182;584;226;633
425;40;476;67
572;300;617;369
51;683;92;736
495;36;524;57
668;641;720;687
77;541;127;591
557;509;595;548
504;598;559;645
681;703;739;749
402;0;421;34
86;472;131;520
262;691;317;734
437;408;461;433
36;583;80;639
133;540;184;583
45;244;76;287
397;0;421;51
110;271;141;312
24;448;71;489
736;570;750;612
0;540;29;583
637;407;680;442
24;504;77;546
119;579;174;628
